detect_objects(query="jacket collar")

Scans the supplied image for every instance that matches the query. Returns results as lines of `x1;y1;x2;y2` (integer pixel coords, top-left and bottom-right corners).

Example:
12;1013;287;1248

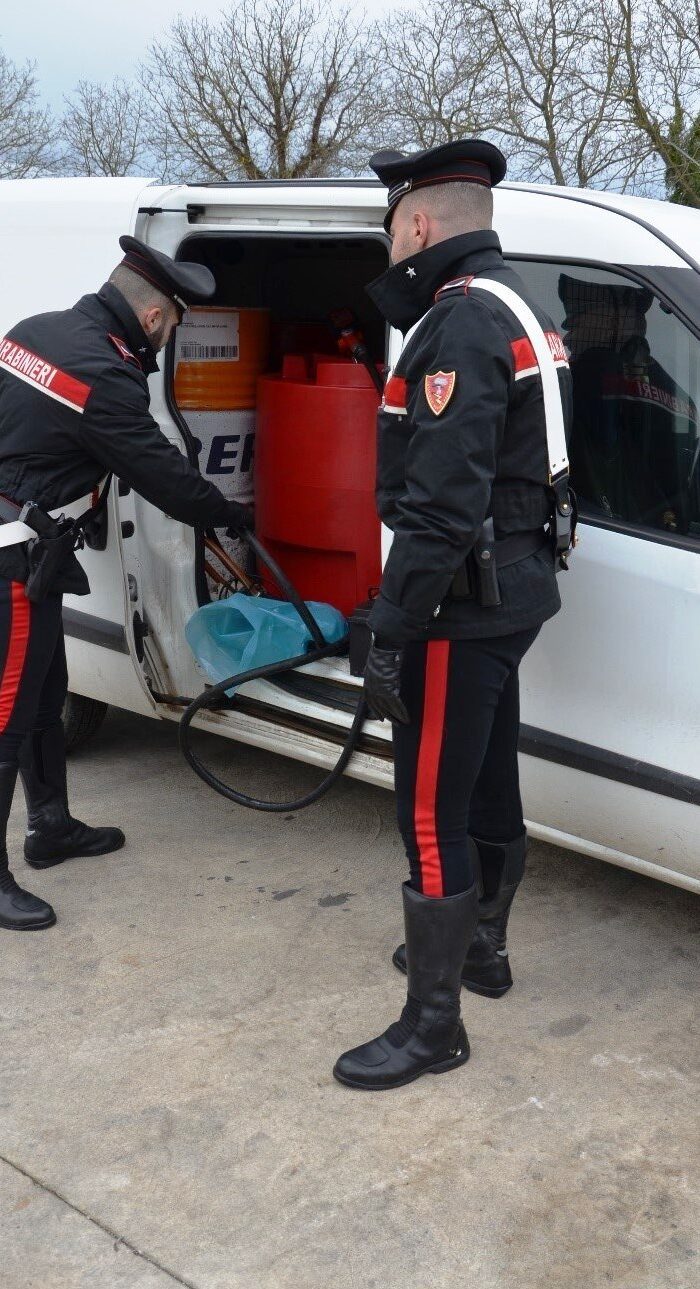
366;229;504;332
76;282;159;375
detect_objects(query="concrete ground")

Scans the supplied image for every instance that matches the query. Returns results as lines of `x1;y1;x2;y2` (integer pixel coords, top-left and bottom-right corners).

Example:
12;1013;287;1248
0;708;697;1289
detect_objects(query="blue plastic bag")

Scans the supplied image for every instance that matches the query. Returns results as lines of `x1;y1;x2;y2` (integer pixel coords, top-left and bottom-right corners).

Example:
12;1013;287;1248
185;592;348;693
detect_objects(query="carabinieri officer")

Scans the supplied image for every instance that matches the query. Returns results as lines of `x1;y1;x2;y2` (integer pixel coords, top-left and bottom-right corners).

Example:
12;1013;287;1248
0;237;250;932
334;140;575;1090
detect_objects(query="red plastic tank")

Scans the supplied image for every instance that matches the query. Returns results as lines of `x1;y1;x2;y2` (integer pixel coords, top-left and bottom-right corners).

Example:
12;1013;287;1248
255;357;382;617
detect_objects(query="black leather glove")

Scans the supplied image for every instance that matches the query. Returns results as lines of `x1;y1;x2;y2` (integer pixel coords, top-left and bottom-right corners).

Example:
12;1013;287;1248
224;500;253;537
363;639;409;724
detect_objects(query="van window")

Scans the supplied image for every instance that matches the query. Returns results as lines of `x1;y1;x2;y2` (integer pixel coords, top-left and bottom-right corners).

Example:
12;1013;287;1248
508;260;700;542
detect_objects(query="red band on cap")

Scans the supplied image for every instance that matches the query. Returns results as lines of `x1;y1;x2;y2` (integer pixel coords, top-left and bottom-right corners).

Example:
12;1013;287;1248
120;252;178;307
387;167;492;209
409;170;491;192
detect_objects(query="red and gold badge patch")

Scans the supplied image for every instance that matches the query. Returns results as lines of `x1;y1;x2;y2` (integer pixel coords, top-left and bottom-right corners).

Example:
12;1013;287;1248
424;370;456;416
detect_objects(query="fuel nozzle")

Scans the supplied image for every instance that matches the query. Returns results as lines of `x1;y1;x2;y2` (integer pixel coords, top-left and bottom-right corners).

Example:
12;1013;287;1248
327;308;384;394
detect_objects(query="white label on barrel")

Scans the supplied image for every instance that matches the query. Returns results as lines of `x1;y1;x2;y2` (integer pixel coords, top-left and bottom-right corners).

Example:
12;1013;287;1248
184;409;255;504
175;311;240;363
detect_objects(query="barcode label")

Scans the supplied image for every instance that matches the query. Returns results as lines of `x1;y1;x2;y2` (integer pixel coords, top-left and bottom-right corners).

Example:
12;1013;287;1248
179;343;239;360
175;310;241;364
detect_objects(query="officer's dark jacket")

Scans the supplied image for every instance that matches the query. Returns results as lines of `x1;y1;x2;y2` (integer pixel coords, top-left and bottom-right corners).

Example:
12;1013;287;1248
365;230;573;642
0;283;235;584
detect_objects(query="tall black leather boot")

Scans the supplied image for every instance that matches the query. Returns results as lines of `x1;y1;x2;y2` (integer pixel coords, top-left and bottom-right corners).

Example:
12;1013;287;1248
0;762;56;930
392;834;527;999
333;882;478;1090
461;834;527;998
19;722;125;870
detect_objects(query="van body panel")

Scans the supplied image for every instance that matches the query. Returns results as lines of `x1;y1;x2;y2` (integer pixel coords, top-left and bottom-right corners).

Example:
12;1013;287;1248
0;177;158;331
519;525;700;779
64;636;155;716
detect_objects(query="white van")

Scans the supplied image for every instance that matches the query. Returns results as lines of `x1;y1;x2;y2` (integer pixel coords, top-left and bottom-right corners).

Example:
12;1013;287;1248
0;176;698;893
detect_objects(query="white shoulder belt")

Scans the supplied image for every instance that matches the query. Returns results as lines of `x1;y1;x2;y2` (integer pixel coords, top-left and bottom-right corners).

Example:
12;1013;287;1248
469;277;569;482
400;276;570;484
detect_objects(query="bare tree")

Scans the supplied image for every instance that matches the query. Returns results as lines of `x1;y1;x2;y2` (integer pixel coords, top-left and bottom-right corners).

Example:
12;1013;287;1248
0;49;57;177
373;0;648;192
614;0;700;205
60;78;149;177
143;0;383;181
467;0;642;189
374;4;501;151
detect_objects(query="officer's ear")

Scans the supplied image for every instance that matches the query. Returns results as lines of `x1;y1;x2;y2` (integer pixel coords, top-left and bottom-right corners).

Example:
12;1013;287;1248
412;210;430;250
142;305;164;339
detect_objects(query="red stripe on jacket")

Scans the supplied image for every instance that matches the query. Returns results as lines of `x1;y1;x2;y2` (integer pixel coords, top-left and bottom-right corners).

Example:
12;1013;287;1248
0;337;92;410
413;641;451;898
510;336;538;374
510;331;569;375
0;583;31;733
382;374;408;410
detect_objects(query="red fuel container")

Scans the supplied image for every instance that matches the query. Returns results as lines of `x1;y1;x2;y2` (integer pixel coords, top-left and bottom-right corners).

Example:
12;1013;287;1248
255;358;382;618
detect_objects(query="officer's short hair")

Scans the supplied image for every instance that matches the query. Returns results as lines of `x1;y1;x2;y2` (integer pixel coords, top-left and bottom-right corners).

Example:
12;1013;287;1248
401;180;493;232
109;264;175;316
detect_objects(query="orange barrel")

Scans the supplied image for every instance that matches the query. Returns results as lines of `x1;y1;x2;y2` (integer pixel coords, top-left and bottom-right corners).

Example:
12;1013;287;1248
174;307;271;410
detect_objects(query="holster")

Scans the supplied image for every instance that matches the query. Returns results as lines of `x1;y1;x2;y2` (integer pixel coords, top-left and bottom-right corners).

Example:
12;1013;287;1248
472;518;501;607
0;476;111;602
22;505;81;604
550;476;578;570
449;519;499;607
448;522;549;609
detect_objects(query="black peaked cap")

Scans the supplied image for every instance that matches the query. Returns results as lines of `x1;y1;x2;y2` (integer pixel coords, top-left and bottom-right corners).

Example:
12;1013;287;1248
118;236;216;314
370;139;507;231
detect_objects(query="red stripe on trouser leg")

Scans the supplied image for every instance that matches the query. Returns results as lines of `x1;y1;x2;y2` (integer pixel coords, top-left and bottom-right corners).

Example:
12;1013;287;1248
413;640;450;897
0;582;31;733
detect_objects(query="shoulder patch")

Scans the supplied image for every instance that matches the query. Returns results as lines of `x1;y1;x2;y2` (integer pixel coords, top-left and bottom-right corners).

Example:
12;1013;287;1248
108;333;142;369
424;371;456;416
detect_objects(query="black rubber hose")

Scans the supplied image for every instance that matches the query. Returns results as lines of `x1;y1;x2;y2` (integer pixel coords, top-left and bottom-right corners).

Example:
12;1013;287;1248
178;530;370;812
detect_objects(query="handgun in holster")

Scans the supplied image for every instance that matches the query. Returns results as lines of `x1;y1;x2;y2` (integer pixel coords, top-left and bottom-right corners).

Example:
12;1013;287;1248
20;502;79;604
448;518;501;608
472;517;502;607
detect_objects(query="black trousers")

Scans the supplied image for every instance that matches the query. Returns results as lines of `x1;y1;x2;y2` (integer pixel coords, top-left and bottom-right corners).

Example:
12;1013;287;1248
0;580;66;763
393;627;540;898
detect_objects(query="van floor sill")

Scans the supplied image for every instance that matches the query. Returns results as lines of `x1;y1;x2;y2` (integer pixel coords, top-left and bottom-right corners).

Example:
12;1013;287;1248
227;694;392;761
267;668;361;714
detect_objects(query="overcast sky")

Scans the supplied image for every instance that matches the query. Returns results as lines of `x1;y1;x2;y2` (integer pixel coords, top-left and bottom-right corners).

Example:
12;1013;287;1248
2;0;392;110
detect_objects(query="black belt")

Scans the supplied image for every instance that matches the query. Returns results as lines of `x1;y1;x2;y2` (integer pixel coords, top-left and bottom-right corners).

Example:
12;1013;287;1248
495;529;549;567
449;526;549;607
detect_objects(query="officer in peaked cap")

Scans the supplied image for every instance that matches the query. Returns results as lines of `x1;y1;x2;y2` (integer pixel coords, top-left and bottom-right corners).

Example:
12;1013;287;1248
373;139;507;233
0;236;251;933
117;236;215;321
334;139;574;1090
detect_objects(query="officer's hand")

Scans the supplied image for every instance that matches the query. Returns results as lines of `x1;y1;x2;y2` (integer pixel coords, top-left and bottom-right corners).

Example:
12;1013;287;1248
363;640;409;724
225;500;253;537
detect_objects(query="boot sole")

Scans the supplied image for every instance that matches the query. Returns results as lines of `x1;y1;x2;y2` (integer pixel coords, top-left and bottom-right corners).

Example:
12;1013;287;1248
392;949;512;999
0;912;57;931
25;836;126;869
332;1047;470;1091
463;978;512;999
